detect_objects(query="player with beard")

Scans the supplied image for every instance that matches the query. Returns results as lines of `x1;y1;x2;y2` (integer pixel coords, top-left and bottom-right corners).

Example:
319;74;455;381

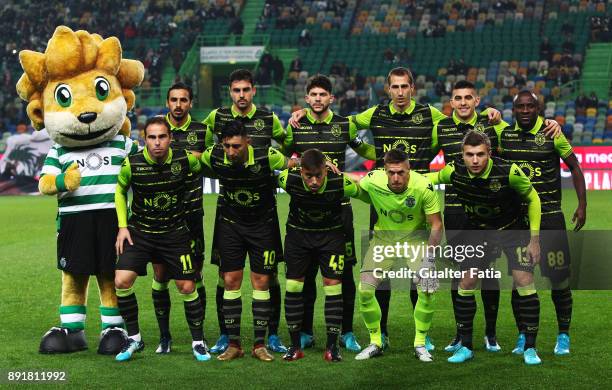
203;69;288;354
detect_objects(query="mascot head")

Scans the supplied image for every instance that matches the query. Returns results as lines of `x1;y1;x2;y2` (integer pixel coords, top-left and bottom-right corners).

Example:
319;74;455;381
16;26;144;147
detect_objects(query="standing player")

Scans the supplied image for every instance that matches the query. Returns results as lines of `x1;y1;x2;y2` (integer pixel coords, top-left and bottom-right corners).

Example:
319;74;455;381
433;80;509;353
498;90;586;356
150;83;208;354
203;69;287;354
354;148;443;362
114;117;209;362
428;130;544;365
277;149;368;362
282;74;376;352
200;120;297;361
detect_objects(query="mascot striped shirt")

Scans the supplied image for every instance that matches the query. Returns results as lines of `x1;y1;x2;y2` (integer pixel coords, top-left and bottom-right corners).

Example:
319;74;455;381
41;134;138;214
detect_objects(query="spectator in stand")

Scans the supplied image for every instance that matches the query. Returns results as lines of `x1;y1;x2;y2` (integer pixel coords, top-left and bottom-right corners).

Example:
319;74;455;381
540;37;552;62
575;93;588;110
587;92;599;109
502;70;515;88
289;57;303;73
298;28;312;46
272;56;284;86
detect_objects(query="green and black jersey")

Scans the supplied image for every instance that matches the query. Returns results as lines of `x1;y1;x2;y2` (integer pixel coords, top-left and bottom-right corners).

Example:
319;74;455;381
116;148;201;234
203;104;285;148
428;156;540;231
433;110;508;213
353;100;446;172
283;109;375;171
498;116;573;216
277;168;361;231
201;145;287;223
167;113;207;216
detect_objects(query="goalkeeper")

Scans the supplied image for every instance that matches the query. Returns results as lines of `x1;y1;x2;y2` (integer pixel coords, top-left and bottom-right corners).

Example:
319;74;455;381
352;148;443;362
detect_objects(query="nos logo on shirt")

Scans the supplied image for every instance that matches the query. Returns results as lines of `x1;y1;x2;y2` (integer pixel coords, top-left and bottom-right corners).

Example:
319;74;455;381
76;153;110;170
379;208;414;223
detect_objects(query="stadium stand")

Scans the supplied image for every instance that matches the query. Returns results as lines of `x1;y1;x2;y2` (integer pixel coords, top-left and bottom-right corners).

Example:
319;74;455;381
0;0;610;148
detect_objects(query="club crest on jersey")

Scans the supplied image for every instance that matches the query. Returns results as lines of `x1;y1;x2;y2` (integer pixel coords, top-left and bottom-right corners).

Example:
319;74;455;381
171;161;182;175
330;124;342;137
405;195;416;208
412;113;423;124
475;123;485;132
489;179;501;192
534;132;546;147
187;131;198;145
253;119;265;133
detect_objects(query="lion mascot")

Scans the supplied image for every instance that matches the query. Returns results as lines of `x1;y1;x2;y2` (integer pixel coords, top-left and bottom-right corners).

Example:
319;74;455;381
16;26;144;354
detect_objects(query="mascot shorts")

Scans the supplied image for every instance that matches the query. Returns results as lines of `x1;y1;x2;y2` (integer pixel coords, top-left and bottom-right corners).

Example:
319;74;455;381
56;209;118;276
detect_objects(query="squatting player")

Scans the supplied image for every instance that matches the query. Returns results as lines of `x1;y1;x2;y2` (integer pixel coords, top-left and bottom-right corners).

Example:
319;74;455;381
200;120;297;362
150;82;208;354
277;149;368;362
498;90;586;356
282;74;376;352
203;68;287;354
114;117;209;362
428;130;544;365
354;148;443;362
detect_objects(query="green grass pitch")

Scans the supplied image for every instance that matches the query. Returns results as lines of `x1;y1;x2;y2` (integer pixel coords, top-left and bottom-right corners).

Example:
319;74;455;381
0;190;611;388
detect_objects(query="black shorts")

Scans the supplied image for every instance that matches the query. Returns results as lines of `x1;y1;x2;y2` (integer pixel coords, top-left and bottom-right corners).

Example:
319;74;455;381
185;212;204;266
444;211;501;271
342;202;357;265
539;213;571;283
284;227;345;280
211;205;284;267
215;216;282;275
57;209;118;276
116;227;197;280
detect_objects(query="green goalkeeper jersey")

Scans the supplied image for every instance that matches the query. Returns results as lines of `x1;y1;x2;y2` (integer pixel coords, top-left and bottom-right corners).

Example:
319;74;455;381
359;169;441;233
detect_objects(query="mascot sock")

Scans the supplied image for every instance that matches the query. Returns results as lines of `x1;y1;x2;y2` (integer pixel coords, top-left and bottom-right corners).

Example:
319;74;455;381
341;266;356;334
60;305;86;331
285;280;304;348
517;284;540;349
182;290;204;342
551;285;572;334
268;277;281;336
252;290;271;347
413;291;434;347
359;283;382;347
152;280;171;338
196;280;206;317
216;277;227;335
100;306;123;330
223;289;242;347
116;287;140;340
324;284;343;348
481;277;500;338
455;288;477;350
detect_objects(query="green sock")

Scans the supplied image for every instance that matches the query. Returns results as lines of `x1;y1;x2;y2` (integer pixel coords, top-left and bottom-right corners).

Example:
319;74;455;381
60;305;86;331
413;290;434;347
359;283;382;346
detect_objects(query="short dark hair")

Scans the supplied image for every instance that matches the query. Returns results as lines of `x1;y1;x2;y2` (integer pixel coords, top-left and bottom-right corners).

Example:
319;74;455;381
229;69;254;86
144;116;171;136
166;82;193;101
220;119;248;140
452;80;476;91
513;89;539;105
383;148;410;165
301;149;326;170
462;130;491;150
306;74;333;94
386;67;414;85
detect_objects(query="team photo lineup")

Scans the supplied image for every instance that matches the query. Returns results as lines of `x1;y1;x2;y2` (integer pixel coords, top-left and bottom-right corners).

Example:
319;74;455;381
2;1;611;387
